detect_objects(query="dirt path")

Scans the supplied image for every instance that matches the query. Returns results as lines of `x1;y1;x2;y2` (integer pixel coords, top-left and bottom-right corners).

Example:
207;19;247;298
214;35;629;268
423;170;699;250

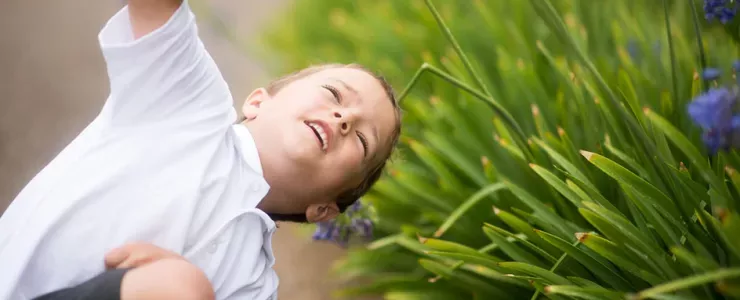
0;1;355;299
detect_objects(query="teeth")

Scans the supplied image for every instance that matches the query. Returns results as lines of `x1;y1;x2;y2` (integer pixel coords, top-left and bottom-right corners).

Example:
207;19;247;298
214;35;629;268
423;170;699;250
309;122;328;150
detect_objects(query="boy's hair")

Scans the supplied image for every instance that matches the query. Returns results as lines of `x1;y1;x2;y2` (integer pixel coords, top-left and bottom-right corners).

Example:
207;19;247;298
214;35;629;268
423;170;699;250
264;63;402;223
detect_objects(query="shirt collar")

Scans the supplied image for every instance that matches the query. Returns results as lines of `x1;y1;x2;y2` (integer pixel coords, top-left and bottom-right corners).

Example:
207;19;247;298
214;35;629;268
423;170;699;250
232;124;264;176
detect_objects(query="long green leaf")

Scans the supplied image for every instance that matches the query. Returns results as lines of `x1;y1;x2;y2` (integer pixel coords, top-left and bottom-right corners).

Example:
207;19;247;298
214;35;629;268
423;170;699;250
532;138;592;189
697;210;740;261
622;187;684;248
423;131;489;186
497;261;572;285
408;140;465;193
635;268;740;299
580;201;669;267
505;180;579;238
644;108;731;209
434;183;505;237
536;229;634;291
418;259;510;298
604;142;650;178
530;163;584;207
578;232;663;285
720;210;740;258
670;247;719;272
495;207;563;255
579;208;666;276
483;223;558;264
545;285;625;300
426;251;502;271
581;151;680;219
482;226;546;267
420;237;483;257
563;172;620;213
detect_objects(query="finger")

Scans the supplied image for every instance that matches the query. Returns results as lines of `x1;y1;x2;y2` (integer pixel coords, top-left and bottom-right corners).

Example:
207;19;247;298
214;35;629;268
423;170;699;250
104;247;131;269
117;255;154;269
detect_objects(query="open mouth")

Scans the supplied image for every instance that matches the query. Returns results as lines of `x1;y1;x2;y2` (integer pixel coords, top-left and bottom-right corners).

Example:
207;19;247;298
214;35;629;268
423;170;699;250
306;121;328;151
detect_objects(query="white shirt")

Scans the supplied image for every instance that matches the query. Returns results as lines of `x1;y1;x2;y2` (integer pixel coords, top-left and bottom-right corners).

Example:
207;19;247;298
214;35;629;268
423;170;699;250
0;2;278;299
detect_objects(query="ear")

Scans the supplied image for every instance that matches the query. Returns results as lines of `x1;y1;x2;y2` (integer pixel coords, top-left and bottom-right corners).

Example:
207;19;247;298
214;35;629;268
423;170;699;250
241;88;270;121
305;202;340;223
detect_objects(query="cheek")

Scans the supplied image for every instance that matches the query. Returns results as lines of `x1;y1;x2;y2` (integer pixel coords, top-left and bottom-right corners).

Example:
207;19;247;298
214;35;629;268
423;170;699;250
269;91;324;112
327;148;365;184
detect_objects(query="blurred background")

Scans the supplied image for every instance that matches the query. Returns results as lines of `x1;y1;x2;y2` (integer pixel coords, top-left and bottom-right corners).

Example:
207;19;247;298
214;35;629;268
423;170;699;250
0;1;354;299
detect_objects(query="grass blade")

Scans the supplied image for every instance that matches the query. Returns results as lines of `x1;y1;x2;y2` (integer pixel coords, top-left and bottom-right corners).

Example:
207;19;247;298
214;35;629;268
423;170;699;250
670;247;719;272
497;261;572;285
545;285;625;300
577;232;663;285
661;0;679;103
635;269;740;299
484;223;559;264
504;180;579;238
581;150;680;219
426;251;502;271
536;229;634;291
418;259;510;298
434;183;505;237
482;225;547;267
644;108;731;209
530;163;584;207
494;207;562;255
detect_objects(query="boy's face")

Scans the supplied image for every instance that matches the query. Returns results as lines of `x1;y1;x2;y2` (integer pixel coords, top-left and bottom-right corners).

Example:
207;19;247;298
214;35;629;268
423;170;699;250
242;67;397;222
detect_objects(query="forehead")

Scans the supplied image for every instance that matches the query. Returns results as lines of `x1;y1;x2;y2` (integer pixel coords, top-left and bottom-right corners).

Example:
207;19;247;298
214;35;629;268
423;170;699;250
301;68;385;97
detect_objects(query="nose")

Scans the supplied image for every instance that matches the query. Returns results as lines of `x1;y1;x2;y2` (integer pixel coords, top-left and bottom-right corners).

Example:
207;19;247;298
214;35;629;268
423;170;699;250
333;110;356;136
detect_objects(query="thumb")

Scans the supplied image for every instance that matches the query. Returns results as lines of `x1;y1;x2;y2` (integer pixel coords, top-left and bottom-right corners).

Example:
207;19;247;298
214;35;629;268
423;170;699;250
104;246;130;269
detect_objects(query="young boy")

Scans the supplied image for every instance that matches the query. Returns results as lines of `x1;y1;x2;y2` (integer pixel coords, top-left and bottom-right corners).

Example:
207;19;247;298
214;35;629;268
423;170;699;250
0;0;401;299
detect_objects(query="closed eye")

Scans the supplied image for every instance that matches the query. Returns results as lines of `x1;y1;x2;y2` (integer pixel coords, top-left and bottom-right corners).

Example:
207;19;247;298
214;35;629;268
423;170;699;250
357;131;368;157
322;84;341;103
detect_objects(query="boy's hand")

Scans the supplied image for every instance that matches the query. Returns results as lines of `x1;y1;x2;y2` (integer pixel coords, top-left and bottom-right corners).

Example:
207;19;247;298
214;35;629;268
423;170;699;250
128;0;183;39
105;242;184;269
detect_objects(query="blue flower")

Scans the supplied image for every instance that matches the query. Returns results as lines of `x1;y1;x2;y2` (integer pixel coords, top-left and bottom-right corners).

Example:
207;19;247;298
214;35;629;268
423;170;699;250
653;41;662;56
688;87;740;153
733;60;740;72
312;200;374;246
704;0;738;24
702;68;722;81
627;40;641;63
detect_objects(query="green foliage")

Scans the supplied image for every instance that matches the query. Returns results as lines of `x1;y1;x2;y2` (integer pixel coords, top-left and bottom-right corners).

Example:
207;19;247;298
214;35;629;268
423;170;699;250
225;0;740;298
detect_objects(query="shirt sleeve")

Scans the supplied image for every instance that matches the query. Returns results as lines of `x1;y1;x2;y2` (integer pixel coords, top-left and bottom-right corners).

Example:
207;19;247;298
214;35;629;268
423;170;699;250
97;0;235;129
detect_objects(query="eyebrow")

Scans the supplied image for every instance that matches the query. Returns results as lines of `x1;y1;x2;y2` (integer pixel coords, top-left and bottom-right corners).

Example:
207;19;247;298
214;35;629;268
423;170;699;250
329;77;380;159
330;78;360;98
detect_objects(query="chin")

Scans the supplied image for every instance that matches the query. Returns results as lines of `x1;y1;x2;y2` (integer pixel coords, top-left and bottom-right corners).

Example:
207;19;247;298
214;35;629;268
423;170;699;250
278;139;318;164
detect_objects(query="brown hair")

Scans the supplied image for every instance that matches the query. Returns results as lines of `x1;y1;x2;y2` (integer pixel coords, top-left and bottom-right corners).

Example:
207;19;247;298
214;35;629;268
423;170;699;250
263;63;402;223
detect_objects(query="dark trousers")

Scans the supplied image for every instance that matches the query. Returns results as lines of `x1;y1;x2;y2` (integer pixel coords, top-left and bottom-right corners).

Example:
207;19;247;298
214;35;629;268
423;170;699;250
32;269;130;300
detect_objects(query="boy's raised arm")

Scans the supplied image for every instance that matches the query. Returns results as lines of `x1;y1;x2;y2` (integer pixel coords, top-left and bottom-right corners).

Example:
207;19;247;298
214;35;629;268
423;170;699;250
97;0;234;129
127;0;182;39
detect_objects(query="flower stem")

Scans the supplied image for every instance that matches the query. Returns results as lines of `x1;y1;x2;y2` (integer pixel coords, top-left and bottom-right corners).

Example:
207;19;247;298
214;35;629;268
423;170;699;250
688;0;709;91
422;0;533;160
663;0;680;104
423;0;491;97
399;63;533;161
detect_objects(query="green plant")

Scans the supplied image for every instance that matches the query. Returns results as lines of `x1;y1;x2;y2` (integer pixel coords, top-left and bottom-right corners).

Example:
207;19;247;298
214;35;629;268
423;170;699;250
208;0;740;298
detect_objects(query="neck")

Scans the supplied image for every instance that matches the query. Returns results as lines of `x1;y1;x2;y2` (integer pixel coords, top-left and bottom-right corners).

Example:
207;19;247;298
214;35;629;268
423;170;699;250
256;189;294;214
243;120;303;215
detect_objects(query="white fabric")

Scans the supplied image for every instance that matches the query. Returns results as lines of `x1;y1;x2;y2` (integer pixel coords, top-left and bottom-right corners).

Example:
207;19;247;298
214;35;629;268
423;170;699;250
0;2;278;299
